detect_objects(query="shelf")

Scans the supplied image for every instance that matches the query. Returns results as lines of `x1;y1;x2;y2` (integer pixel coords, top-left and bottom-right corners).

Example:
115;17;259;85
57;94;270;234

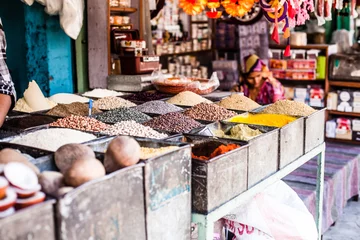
277;78;325;83
326;138;360;145
159;49;213;57
191;21;209;24
269;44;330;50
110;7;137;14
329;81;360;88
328;110;360;117
217;48;240;52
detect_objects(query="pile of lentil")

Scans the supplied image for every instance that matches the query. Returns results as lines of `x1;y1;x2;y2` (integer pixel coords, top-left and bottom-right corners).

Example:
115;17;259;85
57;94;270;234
94;107;151;124
217;94;260;111
101;121;168;139
47;102;102;117
3;115;58;130
184;103;237;121
143;112;202;133
50;115;109;132
125;91;170;102
166;91;212;106
261;100;316;117
93;96;136;110
140;146;179;159
134;101;182;115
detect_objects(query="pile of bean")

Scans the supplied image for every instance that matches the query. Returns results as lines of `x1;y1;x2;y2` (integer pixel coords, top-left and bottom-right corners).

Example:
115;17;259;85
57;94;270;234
140;146;179;159
94;107;151;124
184;103;237;121
101;120;168;139
143;112;202;133
125;91;170;102
94;96;136;110
50;115;109;132
134;101;182;115
47;102;102;117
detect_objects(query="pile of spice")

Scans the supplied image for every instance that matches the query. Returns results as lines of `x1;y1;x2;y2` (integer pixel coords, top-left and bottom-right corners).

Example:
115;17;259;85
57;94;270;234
125;91;170;102
82;88;124;98
143;112;202;133
3;115;58;130
14;98;57;113
192;144;239;161
93;97;136;110
217;94;261;111
101;121;168;139
94;108;151;124
184;103;237;121
10;128;97;151
166;91;212;106
134;101;182;115
49;93;89;104
228;113;297;128
50;115;109;132
140;146;179;159
214;124;262;141
47;102;102;117
261;100;316;117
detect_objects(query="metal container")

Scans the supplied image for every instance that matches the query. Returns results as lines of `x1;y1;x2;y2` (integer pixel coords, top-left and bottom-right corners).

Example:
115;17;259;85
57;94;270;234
166;134;248;214
304;108;326;153
86;137;192;240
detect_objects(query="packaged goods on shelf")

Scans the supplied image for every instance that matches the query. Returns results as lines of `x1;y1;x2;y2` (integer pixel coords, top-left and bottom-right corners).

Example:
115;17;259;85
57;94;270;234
309;87;325;108
212;60;239;90
271;69;286;79
287;59;317;70
269;59;287;70
327;92;338;110
352;119;360;132
337;90;353;112
285;70;316;80
335;118;352;140
326;120;336;138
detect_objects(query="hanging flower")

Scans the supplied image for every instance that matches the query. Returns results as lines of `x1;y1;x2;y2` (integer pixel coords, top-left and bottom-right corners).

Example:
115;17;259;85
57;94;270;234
222;0;255;17
206;0;222;18
179;0;208;15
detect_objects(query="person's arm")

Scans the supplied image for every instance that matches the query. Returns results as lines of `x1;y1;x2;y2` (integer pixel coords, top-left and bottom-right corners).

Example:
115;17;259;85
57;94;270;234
0;93;11;126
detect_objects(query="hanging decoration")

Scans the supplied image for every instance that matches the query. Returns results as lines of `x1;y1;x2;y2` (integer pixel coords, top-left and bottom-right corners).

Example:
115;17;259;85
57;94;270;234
179;0;208;15
222;0;255;18
206;0;223;18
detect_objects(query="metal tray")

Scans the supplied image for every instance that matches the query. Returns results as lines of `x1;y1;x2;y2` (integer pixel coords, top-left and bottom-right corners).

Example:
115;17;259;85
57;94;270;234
304;108;326;153
165;134;248;214
86;137;192;240
2;114;59;132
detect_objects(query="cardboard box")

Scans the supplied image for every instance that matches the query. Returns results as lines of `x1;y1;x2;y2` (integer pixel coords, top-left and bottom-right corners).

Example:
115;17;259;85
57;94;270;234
337;90;353;112
287;59;317;70
327;92;338;110
335;118;352;140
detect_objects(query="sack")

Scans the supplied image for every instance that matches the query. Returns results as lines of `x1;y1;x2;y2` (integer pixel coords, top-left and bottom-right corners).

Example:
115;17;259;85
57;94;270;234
60;0;84;39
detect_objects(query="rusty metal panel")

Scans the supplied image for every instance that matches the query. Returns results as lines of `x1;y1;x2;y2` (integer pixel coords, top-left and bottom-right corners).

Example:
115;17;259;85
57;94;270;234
279;118;305;169
304;109;326;153
57;163;146;240
0;200;56;240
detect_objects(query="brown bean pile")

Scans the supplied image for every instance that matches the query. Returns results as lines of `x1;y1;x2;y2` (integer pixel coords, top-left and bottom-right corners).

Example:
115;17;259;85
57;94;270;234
47;102;102;117
143;112;203;133
50;115;109;132
184;103;237;121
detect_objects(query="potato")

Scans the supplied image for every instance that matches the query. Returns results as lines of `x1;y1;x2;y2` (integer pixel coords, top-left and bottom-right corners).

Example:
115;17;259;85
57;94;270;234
64;158;105;188
39;171;64;197
57;186;74;198
0;149;40;175
55;144;95;173
104;136;140;173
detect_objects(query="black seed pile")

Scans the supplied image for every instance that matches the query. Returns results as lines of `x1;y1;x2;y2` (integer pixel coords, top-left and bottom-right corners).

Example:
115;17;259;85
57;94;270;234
134;101;182;115
124;91;170;102
94;107;152;124
143;112;203;133
3;115;58;130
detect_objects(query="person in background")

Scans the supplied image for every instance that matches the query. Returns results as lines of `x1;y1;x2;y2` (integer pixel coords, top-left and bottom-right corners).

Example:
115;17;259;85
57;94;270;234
232;54;285;105
0;19;16;127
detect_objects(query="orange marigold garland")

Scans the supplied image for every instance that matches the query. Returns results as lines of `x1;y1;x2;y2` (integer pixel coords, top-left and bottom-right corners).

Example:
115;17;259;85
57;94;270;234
179;0;208;15
222;0;255;18
206;0;222;18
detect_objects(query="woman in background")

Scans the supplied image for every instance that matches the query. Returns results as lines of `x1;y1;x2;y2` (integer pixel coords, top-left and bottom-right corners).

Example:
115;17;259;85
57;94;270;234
232;54;285;105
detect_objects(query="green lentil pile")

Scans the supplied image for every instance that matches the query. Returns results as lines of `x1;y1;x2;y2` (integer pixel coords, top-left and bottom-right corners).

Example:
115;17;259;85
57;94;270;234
94;107;151;124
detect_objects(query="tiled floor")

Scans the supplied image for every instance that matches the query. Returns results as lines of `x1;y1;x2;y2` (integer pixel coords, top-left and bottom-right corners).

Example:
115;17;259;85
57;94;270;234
323;201;360;239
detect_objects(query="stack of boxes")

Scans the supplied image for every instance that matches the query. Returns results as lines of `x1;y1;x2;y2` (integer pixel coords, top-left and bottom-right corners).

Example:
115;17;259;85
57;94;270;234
215;23;238;49
284;85;325;107
327;90;360;113
270;59;317;80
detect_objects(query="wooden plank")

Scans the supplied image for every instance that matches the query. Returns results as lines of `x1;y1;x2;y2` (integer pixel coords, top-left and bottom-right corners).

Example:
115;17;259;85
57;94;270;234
328;110;360;118
87;0;108;88
110;7;137;14
329;81;360;88
75;8;89;93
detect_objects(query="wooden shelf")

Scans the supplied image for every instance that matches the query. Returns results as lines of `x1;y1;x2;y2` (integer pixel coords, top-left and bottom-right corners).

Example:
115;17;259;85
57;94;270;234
326;137;360;145
110;7;137;14
328;110;360;117
329;81;360;88
278;78;325;83
159;49;213;57
269;44;330;50
217;48;240;52
191;21;209;24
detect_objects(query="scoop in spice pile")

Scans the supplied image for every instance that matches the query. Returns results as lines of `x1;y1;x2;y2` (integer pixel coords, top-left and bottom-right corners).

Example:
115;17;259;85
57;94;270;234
166;91;212;106
192;143;240;161
213;124;262;141
184;103;237;121
261;100;316;117
94;107;151;124
143;112;203;133
140;146;179;159
50;115;109;132
217;94;260;111
93;96;136;110
47;102;102;117
134;100;182;115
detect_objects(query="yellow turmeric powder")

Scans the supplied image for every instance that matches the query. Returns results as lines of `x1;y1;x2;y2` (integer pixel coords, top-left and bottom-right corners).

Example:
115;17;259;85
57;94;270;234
226;113;297;128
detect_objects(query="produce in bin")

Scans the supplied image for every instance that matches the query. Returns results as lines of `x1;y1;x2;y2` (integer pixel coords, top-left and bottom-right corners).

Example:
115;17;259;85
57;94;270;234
94;107;151;124
213;124;263;141
50;115;109;133
47;102;102;117
191;143;240;161
227;113;297;128
217;94;261;111
184;103;237;121
82;88;125;98
134;100;183;115
167;91;212;106
93;96;136;110
260;99;316;117
123;91;170;102
140;146;180;159
2;115;59;132
49;93;90;104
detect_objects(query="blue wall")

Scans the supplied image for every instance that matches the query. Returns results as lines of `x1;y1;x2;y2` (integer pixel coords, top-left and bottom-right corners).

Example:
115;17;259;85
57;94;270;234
0;1;74;97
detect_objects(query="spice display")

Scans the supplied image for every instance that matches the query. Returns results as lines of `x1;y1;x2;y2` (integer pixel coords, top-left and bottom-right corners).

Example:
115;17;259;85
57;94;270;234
47;102;102;117
166;91;212;106
217;94;261;111
214;124;262;141
143;112;203;133
124;91;170;102
50;115;109;132
22;81;55;112
184;103;236;121
93;97;136;110
14;98;57;113
101;121;168;139
49;93;90;104
10;128;97;151
82;89;124;98
228;113;297;128
134;101;182;115
261;100;316;117
94;108;151;124
192;144;240;161
3;115;58;130
140;146;179;159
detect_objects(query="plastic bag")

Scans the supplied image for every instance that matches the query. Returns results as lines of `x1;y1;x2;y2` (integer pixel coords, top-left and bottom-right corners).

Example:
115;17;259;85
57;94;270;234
60;0;84;39
223;180;318;240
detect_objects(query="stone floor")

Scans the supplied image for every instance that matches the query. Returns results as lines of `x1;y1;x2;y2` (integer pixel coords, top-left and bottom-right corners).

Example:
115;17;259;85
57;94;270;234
323;200;360;239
